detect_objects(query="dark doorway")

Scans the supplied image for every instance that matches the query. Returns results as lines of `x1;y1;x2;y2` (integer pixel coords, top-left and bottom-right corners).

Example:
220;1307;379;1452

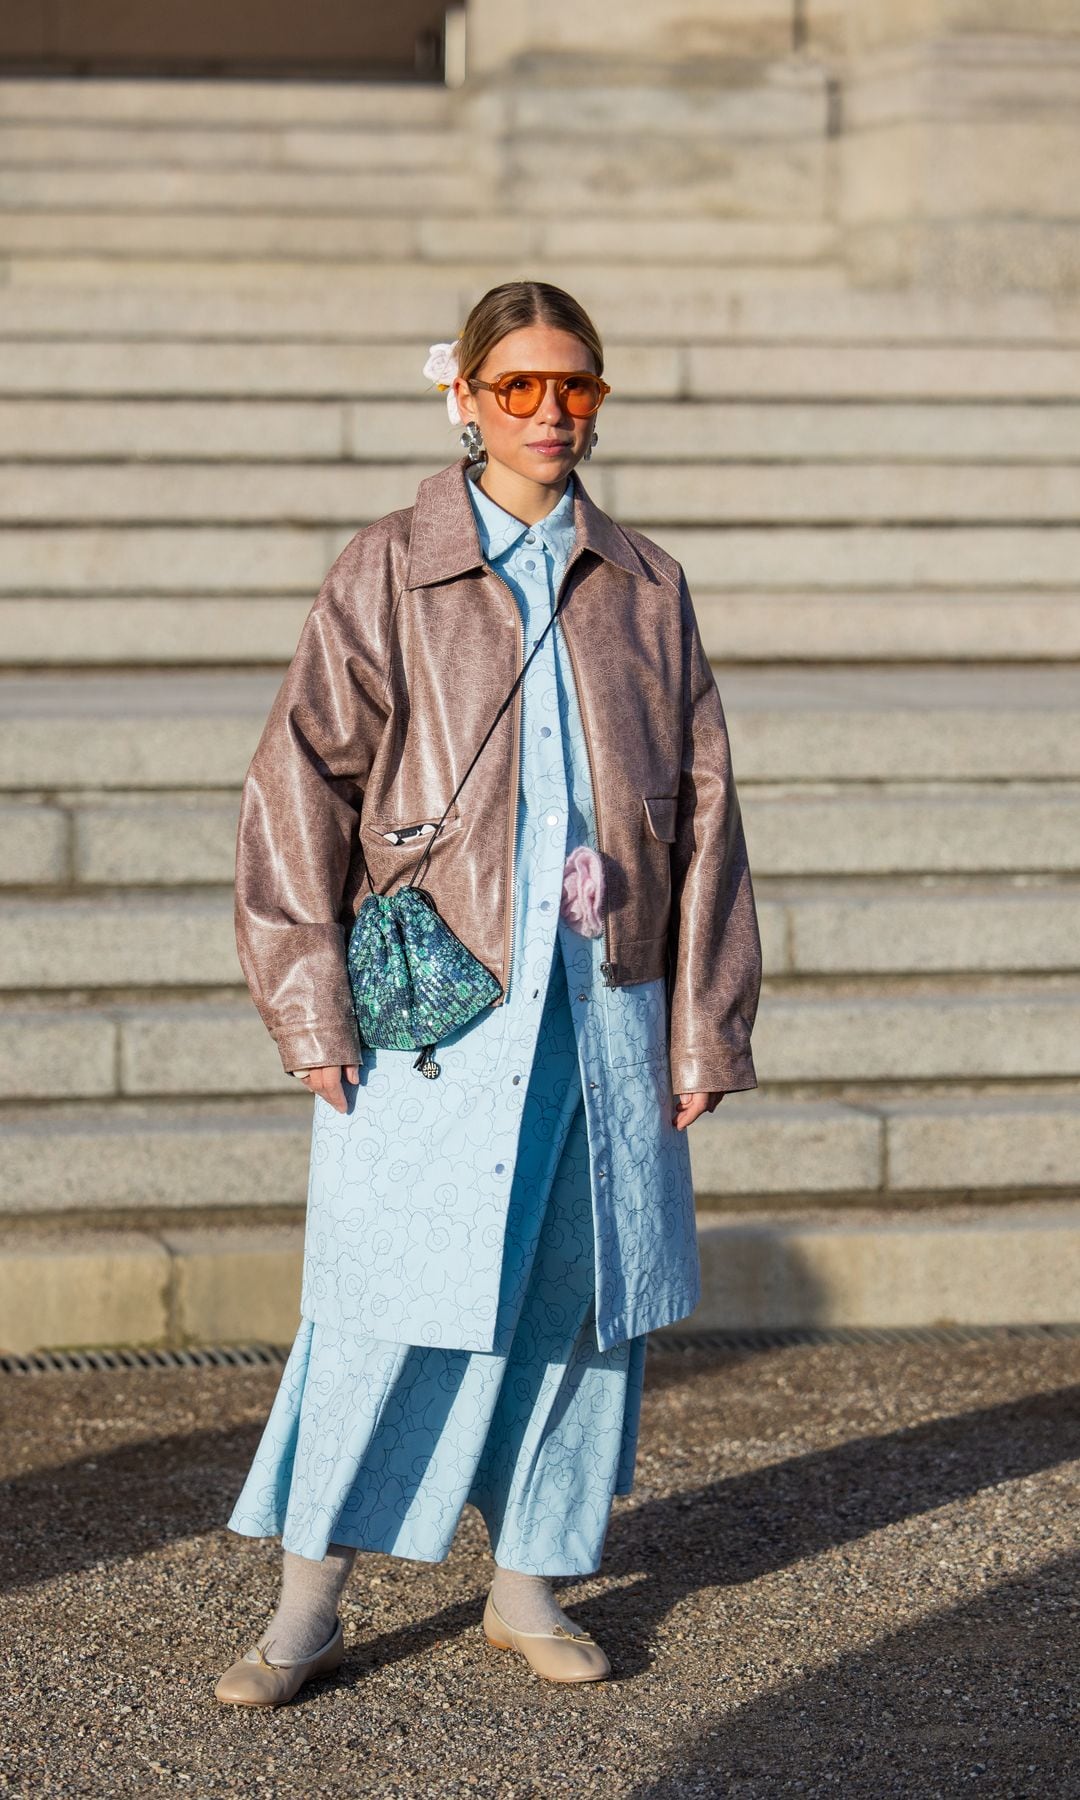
0;0;450;81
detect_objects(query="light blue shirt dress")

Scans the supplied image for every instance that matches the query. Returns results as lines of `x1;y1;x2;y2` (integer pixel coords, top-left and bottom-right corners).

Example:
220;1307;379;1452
225;466;696;1575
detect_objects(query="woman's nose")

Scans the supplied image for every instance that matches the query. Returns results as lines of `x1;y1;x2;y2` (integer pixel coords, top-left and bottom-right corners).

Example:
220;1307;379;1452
536;381;568;424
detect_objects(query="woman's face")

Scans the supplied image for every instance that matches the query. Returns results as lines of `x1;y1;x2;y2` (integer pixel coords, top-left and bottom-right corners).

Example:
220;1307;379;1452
453;323;599;491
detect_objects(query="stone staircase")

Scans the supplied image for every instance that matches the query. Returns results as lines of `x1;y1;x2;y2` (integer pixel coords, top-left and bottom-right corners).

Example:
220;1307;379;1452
1;75;1078;1350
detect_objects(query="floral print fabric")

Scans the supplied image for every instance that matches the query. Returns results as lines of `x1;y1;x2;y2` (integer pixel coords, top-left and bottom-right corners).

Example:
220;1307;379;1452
226;950;647;1571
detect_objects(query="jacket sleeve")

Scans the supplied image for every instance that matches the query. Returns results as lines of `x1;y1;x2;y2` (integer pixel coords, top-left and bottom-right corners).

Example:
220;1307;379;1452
667;567;762;1095
234;532;395;1073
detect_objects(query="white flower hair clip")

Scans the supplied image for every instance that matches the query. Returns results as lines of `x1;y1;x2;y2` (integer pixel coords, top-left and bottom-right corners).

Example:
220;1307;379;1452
422;339;463;424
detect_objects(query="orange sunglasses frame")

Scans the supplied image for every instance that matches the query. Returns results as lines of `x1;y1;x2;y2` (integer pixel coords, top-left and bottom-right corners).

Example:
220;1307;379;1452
466;370;612;418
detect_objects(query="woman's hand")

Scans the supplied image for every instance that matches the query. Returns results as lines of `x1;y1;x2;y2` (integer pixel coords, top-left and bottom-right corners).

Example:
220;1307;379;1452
672;1090;724;1130
291;1065;360;1114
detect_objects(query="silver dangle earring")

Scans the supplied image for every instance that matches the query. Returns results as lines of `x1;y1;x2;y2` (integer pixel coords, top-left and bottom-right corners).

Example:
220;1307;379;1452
460;420;486;465
582;431;598;463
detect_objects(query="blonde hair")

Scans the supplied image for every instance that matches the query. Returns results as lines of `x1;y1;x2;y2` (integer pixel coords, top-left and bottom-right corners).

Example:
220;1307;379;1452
456;280;604;383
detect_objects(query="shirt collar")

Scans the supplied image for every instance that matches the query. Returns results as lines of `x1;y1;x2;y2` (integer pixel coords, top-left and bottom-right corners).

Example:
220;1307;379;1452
465;463;578;566
403;456;644;589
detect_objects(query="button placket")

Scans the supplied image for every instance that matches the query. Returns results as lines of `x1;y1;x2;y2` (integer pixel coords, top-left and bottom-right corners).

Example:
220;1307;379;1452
517;573;568;961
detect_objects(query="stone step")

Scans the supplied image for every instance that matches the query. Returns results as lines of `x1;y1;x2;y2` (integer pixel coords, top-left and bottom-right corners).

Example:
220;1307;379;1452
4;783;1080;902
0;878;1072;993
0;1101;309;1214
5;952;1080;1105
0;1224;307;1352
0;150;828;225
0;171;479;218
4;330;1080;403
746;783;1080;875
3;886;1080;1083
761;886;1080;977
0;252;847;296
5;458;1079;526
754;989;1080;1084
0;339;678;398
0;78;452;127
615;463;1080;525
0;209;837;269
1;282;1078;345
0;598;313;666
690;1091;1080;1202
2;1088;1079;1211
691;1201;1080;1334
5;520;1080;594
4;592;1079;669
5;1200;1079;1351
0;893;241;986
696;593;1080;663
684;344;1080;400
0;122;465;171
3;669;1079;789
6;398;1080;462
0;68;810;133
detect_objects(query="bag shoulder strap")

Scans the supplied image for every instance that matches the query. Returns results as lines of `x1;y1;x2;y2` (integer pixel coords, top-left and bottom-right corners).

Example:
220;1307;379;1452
401;580;573;892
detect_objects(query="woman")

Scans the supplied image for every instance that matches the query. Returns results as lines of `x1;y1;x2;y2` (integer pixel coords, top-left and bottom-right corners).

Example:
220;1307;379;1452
215;280;762;1707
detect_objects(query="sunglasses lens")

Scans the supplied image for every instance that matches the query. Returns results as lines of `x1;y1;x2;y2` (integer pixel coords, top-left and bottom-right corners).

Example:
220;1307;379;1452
561;375;603;417
499;375;545;415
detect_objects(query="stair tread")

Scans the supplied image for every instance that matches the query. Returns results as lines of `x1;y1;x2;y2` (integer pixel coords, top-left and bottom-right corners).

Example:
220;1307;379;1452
2;665;1078;720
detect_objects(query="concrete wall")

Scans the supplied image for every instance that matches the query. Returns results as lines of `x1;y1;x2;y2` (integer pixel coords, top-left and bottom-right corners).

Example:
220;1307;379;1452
461;0;1080;295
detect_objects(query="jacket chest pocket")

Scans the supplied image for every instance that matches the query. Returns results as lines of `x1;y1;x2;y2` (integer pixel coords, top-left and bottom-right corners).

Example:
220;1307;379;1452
358;807;463;892
643;792;678;843
604;976;670;1069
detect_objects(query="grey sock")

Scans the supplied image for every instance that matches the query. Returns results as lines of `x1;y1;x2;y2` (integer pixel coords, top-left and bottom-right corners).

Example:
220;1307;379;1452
256;1541;357;1665
490;1565;579;1635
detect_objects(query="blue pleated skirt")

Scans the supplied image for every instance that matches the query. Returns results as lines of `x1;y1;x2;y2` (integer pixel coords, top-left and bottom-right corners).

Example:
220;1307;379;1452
225;951;648;1576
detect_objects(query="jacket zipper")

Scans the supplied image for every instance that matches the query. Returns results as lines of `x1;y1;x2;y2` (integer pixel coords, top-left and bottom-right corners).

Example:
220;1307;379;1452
482;562;524;1005
554;580;618;988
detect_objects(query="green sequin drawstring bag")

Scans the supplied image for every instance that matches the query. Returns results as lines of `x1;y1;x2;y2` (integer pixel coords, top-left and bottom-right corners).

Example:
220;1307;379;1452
346;580;572;1079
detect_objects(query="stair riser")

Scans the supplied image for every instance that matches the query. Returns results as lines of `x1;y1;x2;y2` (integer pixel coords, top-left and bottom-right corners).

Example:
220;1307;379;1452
6;399;1080;461
4;595;1080;667
6;462;1080;525
5;524;1080;594
4;792;1080;894
3;1090;1080;1206
5;711;1080;788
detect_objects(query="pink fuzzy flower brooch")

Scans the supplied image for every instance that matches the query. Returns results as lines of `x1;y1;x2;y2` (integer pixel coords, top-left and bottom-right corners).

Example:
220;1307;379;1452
560;845;606;937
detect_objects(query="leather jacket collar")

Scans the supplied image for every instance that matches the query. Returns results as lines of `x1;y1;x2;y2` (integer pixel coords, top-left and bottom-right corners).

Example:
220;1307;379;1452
405;456;644;589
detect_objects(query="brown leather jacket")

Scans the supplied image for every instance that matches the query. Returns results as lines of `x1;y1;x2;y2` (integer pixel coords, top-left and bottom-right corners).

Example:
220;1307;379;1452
234;456;762;1094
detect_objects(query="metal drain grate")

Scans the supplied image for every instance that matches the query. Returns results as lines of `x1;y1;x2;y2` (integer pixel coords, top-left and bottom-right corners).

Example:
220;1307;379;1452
0;1342;288;1376
2;1323;1078;1374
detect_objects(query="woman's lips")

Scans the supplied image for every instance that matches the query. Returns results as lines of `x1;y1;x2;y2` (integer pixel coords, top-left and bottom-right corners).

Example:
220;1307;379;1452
528;441;572;455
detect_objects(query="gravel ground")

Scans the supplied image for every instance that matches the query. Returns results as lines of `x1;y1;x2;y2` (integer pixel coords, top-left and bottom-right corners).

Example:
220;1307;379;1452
0;1336;1077;1799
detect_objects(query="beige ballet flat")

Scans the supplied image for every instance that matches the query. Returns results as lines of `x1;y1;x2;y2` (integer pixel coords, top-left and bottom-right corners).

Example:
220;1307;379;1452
482;1590;611;1683
214;1617;344;1708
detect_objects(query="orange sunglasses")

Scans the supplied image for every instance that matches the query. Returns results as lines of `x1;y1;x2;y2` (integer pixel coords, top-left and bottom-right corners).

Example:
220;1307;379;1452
467;370;611;419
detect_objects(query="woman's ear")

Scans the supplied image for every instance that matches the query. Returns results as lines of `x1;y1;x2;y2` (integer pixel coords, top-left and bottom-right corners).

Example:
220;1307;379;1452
453;375;475;423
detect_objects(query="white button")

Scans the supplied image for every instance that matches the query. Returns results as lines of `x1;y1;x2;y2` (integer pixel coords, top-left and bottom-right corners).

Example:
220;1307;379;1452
540;899;552;912
540;725;552;738
524;559;536;572
546;812;559;826
495;1161;506;1174
525;532;536;544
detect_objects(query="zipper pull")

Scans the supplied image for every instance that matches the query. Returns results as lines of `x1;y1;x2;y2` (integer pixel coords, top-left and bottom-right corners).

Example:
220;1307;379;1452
600;960;617;988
